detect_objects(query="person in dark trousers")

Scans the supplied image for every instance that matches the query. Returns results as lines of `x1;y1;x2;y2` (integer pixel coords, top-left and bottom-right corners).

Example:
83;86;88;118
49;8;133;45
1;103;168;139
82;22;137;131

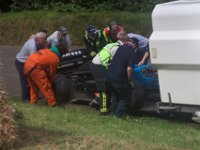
106;37;137;118
90;41;122;115
84;25;107;57
15;32;47;101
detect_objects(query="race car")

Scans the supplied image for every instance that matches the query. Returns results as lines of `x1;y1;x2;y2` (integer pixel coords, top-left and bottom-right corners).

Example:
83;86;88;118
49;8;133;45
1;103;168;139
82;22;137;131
54;48;160;111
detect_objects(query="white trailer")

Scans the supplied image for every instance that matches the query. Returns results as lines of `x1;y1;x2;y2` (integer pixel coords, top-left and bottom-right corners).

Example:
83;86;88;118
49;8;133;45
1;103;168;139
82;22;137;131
149;0;200;115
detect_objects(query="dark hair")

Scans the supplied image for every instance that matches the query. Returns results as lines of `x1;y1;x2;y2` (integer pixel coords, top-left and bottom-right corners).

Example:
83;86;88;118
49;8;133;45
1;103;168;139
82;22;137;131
130;37;139;47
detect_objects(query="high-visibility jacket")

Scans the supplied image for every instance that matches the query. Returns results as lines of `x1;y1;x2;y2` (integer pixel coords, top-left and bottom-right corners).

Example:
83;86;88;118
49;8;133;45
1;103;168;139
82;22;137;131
98;42;120;68
103;26;124;43
84;30;107;57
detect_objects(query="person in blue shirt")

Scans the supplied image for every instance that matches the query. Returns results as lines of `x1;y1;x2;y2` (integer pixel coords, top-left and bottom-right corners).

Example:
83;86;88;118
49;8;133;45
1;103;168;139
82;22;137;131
127;33;149;66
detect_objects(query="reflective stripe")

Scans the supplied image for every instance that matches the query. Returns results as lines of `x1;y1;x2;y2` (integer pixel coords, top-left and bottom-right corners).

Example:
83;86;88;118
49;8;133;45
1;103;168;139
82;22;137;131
103;30;113;43
85;30;101;49
103;31;109;43
96;31;101;47
100;92;107;112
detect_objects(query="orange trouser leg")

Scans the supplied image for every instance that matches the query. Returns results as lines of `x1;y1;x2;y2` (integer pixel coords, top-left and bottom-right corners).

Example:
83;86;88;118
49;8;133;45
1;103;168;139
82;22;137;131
29;69;56;106
27;75;39;104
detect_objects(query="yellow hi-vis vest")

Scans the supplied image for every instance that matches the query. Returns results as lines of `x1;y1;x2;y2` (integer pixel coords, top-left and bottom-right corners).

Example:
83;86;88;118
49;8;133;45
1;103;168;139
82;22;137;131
98;42;120;68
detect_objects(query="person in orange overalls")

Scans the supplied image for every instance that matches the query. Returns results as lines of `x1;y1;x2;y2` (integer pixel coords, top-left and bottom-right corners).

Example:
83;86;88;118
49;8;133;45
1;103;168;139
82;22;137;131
23;43;68;107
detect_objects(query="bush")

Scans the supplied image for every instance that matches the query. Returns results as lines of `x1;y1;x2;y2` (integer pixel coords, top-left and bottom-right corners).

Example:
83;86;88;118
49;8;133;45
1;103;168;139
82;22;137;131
0;11;152;45
10;0;43;11
9;0;174;12
0;91;17;150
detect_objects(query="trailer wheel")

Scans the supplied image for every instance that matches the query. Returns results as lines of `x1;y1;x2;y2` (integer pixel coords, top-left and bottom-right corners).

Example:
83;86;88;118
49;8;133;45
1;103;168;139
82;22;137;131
53;74;72;104
129;80;145;113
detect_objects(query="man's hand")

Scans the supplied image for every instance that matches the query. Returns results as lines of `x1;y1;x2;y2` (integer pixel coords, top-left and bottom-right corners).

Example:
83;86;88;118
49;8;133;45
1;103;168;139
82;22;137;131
138;60;144;66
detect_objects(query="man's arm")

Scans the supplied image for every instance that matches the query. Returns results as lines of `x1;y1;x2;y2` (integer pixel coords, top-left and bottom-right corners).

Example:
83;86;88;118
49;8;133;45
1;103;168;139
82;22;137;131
127;66;133;81
138;51;149;66
83;38;95;57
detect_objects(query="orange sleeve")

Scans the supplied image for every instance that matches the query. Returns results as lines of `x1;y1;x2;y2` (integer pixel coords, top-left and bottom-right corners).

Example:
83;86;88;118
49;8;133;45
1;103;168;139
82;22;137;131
48;59;59;83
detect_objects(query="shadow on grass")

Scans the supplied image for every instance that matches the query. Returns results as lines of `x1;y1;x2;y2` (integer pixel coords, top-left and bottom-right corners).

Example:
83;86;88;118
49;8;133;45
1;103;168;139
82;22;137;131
14;125;67;150
14;124;107;150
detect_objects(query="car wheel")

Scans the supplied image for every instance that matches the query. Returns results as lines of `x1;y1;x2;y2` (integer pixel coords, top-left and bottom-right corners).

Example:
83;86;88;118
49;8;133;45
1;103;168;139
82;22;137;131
53;74;72;104
129;80;145;113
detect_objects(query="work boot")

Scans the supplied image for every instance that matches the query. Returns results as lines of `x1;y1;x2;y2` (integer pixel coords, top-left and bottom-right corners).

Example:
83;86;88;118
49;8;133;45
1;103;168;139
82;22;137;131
49;102;57;107
100;111;111;117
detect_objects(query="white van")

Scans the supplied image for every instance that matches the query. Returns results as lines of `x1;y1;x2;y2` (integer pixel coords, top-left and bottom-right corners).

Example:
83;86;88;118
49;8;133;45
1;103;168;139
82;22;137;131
149;0;200;121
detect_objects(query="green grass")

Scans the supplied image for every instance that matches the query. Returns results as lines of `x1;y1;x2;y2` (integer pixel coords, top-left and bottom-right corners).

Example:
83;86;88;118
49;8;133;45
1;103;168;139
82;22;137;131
10;99;200;150
0;11;152;46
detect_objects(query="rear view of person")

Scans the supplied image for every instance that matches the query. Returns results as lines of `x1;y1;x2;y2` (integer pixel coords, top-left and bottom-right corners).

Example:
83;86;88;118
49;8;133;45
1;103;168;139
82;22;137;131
84;25;107;57
106;37;137;117
15;32;47;101
90;42;122;115
90;33;129;116
23;43;68;107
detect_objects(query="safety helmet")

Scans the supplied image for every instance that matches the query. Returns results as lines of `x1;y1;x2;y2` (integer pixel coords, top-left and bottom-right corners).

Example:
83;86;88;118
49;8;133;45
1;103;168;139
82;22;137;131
86;25;98;39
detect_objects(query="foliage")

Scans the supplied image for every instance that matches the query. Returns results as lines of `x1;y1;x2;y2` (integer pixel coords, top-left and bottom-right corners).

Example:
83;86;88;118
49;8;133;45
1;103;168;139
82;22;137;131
47;1;86;13
0;11;152;45
10;99;200;150
9;0;174;12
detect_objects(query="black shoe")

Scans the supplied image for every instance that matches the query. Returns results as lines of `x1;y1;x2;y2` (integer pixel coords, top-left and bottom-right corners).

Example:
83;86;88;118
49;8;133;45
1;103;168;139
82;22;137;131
100;111;111;116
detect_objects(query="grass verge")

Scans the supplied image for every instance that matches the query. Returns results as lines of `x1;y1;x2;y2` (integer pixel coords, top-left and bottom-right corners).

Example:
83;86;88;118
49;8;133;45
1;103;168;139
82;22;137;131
9;98;200;150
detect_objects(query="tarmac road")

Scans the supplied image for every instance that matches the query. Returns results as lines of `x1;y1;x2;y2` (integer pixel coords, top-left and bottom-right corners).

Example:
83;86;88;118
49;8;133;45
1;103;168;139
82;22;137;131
0;46;21;97
0;45;83;98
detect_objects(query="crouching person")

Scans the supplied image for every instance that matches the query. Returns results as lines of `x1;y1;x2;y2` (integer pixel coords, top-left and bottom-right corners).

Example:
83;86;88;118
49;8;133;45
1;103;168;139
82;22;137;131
23;43;68;107
106;38;137;118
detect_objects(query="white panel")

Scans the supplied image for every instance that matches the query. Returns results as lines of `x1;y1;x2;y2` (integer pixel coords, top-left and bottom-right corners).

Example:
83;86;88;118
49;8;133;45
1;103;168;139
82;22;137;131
149;0;200;106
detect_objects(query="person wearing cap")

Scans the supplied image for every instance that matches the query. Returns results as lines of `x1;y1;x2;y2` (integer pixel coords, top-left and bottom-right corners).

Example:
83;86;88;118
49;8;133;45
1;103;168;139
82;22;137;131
127;33;149;66
84;25;107;57
103;21;124;43
90;33;130;116
23;43;68;107
15;32;47;101
47;26;71;50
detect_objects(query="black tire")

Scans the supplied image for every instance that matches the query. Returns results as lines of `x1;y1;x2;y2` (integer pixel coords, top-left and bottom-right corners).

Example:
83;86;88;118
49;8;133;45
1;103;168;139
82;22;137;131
53;74;72;104
129;80;145;113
